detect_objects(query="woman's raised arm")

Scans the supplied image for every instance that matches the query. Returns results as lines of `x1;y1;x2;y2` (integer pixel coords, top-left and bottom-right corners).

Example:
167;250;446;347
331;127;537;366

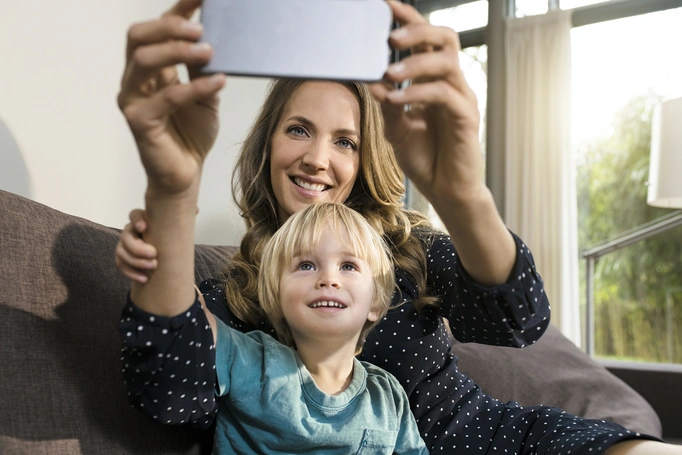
371;1;515;287
118;0;226;316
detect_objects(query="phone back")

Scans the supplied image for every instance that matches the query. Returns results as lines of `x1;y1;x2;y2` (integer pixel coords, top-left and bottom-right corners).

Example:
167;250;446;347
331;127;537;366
200;0;392;81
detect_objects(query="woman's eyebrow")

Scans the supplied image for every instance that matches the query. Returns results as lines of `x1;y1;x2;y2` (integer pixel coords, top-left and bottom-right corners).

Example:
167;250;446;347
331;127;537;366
286;115;314;128
286;115;360;139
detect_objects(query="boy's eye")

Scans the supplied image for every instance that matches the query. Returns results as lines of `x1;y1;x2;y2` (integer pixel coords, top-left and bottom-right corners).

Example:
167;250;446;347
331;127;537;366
298;262;315;271
341;262;358;271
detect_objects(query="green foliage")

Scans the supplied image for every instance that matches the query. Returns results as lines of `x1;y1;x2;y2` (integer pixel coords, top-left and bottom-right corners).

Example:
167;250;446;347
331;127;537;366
577;93;682;364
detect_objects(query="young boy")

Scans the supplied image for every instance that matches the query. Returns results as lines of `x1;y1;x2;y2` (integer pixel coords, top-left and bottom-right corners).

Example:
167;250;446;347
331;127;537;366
123;202;428;454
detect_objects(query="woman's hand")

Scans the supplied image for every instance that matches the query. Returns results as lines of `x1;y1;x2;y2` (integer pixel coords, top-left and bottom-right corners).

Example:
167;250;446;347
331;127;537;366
117;0;226;197
370;1;516;286
114;209;157;284
370;0;483;206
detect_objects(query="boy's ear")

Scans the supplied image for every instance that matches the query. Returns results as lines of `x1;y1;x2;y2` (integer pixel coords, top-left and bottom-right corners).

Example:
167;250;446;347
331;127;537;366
367;308;380;322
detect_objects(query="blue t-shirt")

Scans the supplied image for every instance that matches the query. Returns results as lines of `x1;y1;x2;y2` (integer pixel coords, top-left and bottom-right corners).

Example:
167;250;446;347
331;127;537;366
213;318;428;455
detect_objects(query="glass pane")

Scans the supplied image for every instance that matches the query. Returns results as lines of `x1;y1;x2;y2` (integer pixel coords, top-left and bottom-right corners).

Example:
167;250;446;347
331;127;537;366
574;8;682;364
561;0;613;9
429;1;488;32
592;227;682;363
515;0;548;17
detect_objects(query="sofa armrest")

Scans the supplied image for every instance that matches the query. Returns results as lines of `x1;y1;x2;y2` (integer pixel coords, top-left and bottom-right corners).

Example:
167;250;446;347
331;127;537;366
451;323;663;437
603;360;682;442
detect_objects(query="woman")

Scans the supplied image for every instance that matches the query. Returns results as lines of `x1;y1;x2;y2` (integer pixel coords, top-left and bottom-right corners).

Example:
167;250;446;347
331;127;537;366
117;0;675;453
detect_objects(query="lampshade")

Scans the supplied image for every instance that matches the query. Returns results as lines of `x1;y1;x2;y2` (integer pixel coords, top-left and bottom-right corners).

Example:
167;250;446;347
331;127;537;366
648;97;682;208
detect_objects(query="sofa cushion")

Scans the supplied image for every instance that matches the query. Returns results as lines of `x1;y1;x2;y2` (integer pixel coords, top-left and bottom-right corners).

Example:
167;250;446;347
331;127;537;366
452;324;662;436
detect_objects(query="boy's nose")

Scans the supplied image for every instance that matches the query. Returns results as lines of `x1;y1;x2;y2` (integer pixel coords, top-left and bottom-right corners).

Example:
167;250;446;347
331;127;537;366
317;270;340;288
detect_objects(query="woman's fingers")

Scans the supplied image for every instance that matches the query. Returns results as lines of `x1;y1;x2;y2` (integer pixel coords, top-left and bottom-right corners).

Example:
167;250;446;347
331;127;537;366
387;0;428;28
128;35;211;75
121;73;225;135
390;83;478;124
114;220;158;283
384;0;473;102
129;209;148;234
121;39;213;103
125;15;203;62
368;81;407;128
115;252;154;284
121;12;211;107
390;18;461;52
385;47;462;85
115;239;157;284
121;222;157;259
388;0;458;52
163;0;203;20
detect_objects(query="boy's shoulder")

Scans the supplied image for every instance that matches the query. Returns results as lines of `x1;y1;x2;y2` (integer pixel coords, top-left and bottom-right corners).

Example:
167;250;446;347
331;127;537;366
358;360;403;391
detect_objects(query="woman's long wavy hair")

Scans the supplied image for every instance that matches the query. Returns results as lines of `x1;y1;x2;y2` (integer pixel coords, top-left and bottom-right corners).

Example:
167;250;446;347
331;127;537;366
225;78;437;328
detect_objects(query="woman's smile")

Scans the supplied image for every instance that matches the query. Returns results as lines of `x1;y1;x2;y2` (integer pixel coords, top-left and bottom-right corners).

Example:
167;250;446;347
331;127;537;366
291;176;330;193
270;81;361;221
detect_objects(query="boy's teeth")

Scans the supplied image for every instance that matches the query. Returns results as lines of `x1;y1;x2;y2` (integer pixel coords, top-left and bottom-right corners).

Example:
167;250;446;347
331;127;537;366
294;177;326;192
310;301;345;308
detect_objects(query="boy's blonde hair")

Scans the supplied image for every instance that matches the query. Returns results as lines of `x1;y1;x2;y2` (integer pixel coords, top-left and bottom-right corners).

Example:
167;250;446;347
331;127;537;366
258;202;395;352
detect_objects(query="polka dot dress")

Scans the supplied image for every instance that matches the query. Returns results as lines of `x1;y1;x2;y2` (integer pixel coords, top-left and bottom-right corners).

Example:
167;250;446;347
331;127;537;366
120;229;656;454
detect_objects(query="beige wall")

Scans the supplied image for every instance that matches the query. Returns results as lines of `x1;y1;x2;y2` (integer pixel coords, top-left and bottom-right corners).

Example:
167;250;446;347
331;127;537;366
0;1;269;245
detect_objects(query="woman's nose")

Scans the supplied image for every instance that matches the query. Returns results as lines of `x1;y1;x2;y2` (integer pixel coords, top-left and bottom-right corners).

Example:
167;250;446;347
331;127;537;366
302;142;330;171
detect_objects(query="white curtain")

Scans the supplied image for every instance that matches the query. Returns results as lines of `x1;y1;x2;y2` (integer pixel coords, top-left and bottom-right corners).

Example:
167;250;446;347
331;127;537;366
504;10;581;346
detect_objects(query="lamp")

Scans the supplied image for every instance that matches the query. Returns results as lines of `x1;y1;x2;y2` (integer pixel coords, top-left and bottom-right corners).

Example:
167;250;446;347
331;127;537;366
648;97;682;208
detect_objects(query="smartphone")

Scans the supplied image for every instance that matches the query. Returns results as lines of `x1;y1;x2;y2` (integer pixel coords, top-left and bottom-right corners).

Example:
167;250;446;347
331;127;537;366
199;0;392;82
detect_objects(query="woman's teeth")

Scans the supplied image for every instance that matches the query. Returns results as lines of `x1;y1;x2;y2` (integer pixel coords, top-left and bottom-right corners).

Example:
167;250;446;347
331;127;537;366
294;177;327;192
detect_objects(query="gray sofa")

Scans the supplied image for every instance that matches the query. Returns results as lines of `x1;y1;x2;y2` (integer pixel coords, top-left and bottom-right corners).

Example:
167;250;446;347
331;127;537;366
0;189;664;454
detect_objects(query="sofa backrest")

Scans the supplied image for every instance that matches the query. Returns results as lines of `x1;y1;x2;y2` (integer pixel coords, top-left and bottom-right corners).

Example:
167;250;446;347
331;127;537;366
0;189;235;454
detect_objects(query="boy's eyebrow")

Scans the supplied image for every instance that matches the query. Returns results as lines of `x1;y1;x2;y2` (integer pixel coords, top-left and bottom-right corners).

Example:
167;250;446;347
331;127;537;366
293;249;362;259
337;249;366;262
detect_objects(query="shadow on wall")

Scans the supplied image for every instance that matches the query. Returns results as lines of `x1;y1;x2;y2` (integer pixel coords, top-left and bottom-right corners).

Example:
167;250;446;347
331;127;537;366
0;115;32;198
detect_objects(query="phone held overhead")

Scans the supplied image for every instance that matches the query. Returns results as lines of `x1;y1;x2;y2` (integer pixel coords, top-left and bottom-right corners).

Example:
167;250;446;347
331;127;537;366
199;0;392;82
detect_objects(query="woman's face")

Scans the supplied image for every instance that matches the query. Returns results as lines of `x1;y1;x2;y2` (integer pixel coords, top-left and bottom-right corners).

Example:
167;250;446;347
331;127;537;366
270;82;361;221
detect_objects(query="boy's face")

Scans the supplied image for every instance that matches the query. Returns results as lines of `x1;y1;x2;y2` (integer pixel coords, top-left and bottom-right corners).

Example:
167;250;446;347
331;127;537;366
279;227;378;348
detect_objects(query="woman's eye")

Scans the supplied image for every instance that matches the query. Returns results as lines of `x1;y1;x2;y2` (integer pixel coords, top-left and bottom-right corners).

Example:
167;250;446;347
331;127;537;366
337;138;357;150
288;126;307;136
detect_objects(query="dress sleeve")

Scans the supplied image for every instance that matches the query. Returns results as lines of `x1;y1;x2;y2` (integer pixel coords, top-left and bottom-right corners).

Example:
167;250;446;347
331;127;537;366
390;375;430;455
425;229;551;347
119;286;219;429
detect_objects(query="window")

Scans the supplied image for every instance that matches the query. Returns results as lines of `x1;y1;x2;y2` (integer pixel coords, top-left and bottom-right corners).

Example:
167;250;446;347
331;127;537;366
429;1;488;32
561;0;613;9
514;0;548;17
573;8;682;364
